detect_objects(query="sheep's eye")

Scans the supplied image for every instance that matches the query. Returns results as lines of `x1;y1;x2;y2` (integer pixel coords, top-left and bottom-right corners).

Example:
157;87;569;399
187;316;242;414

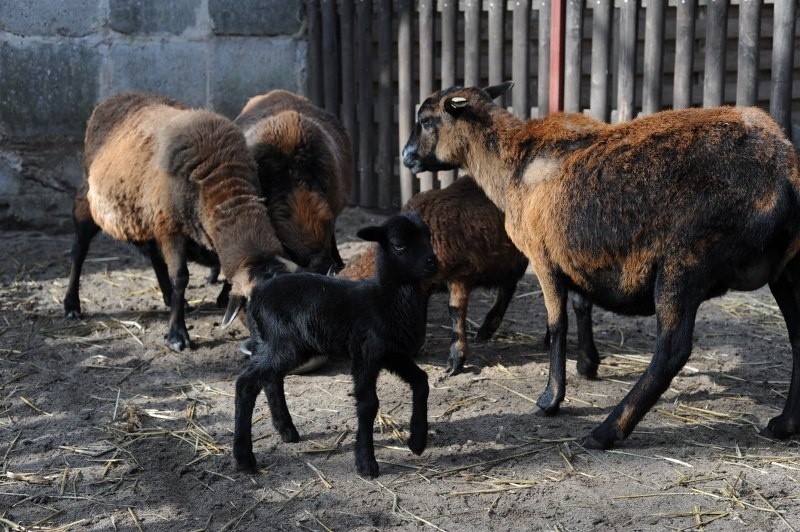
392;242;407;253
419;117;433;130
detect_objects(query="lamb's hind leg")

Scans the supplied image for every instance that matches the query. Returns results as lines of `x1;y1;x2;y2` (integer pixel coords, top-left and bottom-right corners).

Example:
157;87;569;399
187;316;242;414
384;355;429;456
763;262;800;439
233;366;262;473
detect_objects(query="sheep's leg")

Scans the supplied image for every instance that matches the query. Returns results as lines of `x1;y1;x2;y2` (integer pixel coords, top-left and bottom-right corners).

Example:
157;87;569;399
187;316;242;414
262;371;300;443
534;275;568;415
143;241;173;307
63;214;100;319
384;355;429;455
763;266;800;439
583;271;700;449
159;236;191;351
446;282;470;376
233;366;262;473
572;292;600;379
352;363;381;477
475;279;517;343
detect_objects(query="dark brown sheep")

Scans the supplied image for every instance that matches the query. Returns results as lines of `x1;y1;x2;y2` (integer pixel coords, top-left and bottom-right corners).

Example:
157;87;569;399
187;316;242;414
403;82;800;449
339;176;529;376
234;90;353;272
64;92;295;351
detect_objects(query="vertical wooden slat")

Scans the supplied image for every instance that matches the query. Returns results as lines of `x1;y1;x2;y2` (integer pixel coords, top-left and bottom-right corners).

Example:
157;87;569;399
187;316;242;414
642;0;665;115
563;0;583;113
736;0;761;107
703;0;728;108
589;0;611;121
512;0;531;118
377;0;393;210
340;0;357;204
440;0;457;188
488;0;505;95
321;0;340;116
464;0;482;87
537;0;551;117
306;0;323;106
549;0;566;114
673;0;696;109
770;0;797;134
617;0;638;122
356;0;374;207
398;0;414;206
418;0;435;192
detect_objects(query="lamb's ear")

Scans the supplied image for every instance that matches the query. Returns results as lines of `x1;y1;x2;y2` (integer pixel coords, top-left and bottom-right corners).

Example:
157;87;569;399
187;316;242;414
484;81;514;100
357;226;386;244
221;294;246;330
445;96;468;115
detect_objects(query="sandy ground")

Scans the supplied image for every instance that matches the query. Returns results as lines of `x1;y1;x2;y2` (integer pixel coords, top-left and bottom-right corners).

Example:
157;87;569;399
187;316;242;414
1;206;799;531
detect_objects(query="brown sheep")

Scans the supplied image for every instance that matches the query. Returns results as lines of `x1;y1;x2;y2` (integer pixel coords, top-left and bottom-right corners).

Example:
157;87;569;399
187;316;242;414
64;92;295;351
339;176;529;377
403;82;800;449
234;89;353;272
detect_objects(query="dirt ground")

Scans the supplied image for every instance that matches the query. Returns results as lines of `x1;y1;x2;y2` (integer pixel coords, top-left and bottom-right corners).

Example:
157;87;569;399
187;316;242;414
1;206;799;531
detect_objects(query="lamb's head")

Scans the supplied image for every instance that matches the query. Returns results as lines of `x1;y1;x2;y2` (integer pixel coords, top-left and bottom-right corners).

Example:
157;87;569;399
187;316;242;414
402;82;514;174
357;212;438;283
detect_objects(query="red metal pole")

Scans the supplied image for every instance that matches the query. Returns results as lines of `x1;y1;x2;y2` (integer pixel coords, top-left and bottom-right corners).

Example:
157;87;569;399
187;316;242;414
549;0;566;115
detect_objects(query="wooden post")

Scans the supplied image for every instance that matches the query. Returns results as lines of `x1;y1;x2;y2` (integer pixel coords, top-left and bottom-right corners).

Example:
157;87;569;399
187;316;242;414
464;0;482;87
398;0;414;206
642;0;665;115
440;0;457;187
512;0;531;118
321;0;340;116
617;0;638;122
488;0;505;97
537;0;551;117
306;0;323;107
356;0;374;207
770;0;797;134
418;0;435;191
340;0;358;205
549;0;565;114
563;0;583;113
589;0;611;121
377;0;393;210
703;0;728;108
673;0;696;109
736;0;761;107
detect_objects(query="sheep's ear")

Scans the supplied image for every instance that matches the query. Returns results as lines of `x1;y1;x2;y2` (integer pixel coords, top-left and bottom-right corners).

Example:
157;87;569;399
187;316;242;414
357;226;386;244
484;82;514;100
221;294;246;330
445;96;468;115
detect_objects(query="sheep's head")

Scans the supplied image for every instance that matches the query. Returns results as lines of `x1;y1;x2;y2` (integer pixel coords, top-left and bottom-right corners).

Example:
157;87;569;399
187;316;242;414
402;82;514;174
357;212;438;282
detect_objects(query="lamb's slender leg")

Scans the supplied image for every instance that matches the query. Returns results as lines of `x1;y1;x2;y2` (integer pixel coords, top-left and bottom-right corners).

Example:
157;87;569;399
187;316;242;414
572;292;600;379
583;269;701;449
446;282;470;376
475;278;518;343
763;265;800;439
352;360;382;477
535;273;568;415
63;209;101;318
262;371;300;443
159;236;191;351
233;366;262;473
384;355;429;455
143;241;173;307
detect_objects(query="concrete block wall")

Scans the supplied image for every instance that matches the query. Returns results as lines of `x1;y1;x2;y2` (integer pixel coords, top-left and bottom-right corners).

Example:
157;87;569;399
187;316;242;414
0;0;306;232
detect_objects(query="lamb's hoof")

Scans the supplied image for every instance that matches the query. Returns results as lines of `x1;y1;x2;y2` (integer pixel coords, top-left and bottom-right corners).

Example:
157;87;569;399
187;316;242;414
760;415;798;440
165;330;191;352
280;427;300;443
64;309;82;320
356;458;380;478
407;430;427;455
533;404;559;417
581;434;614;450
234;452;258;474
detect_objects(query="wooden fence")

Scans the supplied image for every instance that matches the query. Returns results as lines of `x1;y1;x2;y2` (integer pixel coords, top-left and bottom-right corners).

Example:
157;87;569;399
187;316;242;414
306;0;799;210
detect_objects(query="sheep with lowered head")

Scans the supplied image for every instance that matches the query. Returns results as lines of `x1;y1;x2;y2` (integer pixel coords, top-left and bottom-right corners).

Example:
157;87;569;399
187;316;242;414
234;212;438;478
403;82;800;449
64;92;295;351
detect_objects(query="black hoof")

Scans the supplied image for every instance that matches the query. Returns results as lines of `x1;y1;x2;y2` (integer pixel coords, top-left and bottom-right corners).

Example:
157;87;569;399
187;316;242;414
65;309;82;320
760;415;798;440
234;452;258;474
280;427;300;443
165;331;191;352
474;326;496;344
356;458;380;478
581;434;612;450
407;430;427;455
577;360;599;380
533;404;559;417
445;355;465;378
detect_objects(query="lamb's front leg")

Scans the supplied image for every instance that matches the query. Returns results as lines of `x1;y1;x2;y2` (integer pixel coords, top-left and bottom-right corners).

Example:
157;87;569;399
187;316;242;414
384;355;429;455
535;273;568;415
352;363;381;477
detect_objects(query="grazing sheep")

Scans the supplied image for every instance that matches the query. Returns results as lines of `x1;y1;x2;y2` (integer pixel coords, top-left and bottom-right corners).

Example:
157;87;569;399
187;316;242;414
339;176;529;377
233;212;438;478
402;82;800;449
234;89;353;272
64;92;295;351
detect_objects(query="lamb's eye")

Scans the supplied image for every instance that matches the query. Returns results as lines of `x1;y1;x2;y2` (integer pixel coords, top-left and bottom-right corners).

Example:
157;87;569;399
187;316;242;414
392;243;407;253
